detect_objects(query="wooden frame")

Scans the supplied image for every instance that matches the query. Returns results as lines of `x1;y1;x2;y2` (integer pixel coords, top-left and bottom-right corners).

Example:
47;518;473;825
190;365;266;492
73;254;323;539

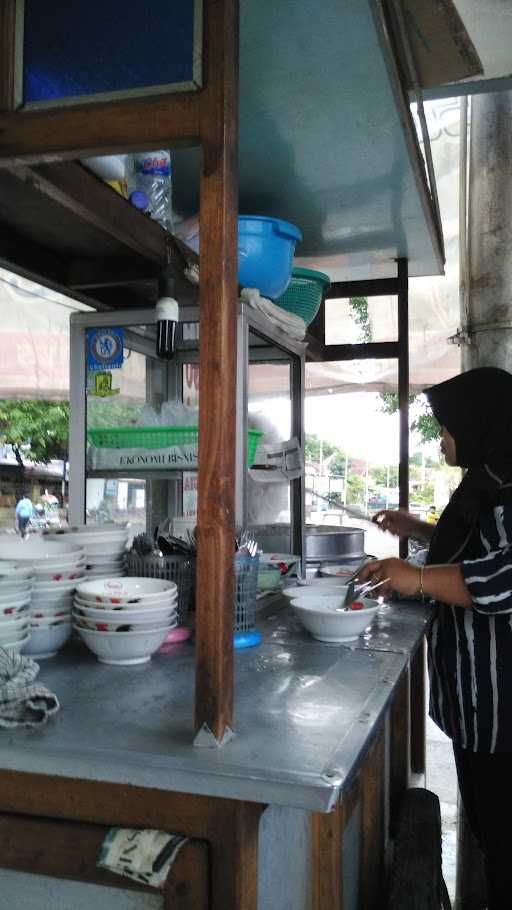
0;0;239;743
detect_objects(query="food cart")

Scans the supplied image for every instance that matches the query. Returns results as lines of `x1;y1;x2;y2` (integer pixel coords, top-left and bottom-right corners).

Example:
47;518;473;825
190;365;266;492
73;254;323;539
0;0;447;905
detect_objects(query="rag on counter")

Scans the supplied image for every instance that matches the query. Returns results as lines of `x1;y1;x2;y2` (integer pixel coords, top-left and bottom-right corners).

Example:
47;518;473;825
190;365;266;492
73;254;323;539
0;647;60;728
241;287;307;340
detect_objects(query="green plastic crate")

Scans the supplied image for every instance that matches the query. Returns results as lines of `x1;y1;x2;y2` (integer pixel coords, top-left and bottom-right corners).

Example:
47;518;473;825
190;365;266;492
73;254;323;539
275;267;331;325
88;426;263;467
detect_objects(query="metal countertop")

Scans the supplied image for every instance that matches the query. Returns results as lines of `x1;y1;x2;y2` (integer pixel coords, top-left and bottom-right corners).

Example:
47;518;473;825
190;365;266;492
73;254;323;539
0;601;431;813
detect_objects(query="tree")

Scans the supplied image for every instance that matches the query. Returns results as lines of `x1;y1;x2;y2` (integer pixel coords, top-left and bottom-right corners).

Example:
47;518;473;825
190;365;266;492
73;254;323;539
0;400;69;470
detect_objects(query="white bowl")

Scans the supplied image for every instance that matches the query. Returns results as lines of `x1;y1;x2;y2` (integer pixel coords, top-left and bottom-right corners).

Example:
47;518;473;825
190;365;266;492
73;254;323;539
22;623;72;658
33;576;85;592
83;570;125;579
295;576;354;588
0;579;32;594
31;591;73;605
31;605;72;619
4;634;31;653
33;566;85;583
0;603;30;620
291;593;348;610
85;552;127;564
0;617;30;639
30;616;71;629
73;611;174;633
283;584;349;601
0;562;34;580
0;540;84;563
76;577;177;604
259;553;300;575
73;601;177;622
75;624;171;665
319;563;369;578
0;588;32;606
291;597;380;643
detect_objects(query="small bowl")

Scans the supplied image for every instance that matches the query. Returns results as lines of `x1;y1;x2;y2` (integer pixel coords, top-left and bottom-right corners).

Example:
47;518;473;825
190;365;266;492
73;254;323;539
0;540;84;563
73;613;174;633
76;577;177;604
283;584;349;601
4;634;31;653
73;602;176;622
75;624;172;665
257;565;283;592
291;597;380;643
22;623;72;658
0;616;30;639
291;593;346;611
0;586;32;604
0;603;30;619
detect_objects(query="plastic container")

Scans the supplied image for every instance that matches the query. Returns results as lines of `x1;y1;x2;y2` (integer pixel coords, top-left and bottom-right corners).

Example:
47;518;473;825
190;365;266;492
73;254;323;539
237;216;302;299
129;151;173;231
126;551;195;625
234;553;261;648
275;267;331;325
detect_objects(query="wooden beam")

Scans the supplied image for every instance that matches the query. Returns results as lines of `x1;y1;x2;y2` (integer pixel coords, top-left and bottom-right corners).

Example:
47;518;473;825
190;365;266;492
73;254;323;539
0;225;66;285
312;801;344;910
194;0;239;741
0;0;17;112
389;667;410;836
12;162;169;265
68;257;159;290
359;727;386;909
0;92;201;165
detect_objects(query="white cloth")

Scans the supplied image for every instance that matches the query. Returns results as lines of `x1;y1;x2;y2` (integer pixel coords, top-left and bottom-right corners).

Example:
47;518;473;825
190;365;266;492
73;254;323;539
241;288;307;340
0;647;60;727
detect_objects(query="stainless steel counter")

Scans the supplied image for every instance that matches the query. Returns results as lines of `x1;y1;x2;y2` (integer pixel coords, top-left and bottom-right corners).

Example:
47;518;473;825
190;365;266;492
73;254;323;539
0;600;431;813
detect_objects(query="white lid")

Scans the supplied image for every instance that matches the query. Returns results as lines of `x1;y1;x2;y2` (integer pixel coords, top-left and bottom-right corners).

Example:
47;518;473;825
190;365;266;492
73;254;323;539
156;297;179;321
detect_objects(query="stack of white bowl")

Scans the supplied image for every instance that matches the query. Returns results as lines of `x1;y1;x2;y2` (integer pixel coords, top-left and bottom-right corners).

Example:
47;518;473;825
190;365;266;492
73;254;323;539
73;577;178;665
0;562;33;653
0;539;86;659
46;525;129;578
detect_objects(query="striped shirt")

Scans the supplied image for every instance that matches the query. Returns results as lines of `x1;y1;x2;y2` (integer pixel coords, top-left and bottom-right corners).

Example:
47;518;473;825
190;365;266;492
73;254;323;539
428;504;512;753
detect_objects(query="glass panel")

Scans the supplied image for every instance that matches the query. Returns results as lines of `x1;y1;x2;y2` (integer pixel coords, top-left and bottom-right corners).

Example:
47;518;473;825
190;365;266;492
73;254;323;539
23;0;198;105
305;360;400;558
325;295;398;345
85;332;167;535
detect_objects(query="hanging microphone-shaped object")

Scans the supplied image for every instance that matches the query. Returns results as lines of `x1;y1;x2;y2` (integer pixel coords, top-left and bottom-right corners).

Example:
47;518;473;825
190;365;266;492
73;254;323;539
155;275;179;360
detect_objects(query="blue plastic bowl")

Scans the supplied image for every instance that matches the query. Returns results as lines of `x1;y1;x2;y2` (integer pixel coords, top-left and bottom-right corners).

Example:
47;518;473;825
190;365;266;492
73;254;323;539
237;216;302;300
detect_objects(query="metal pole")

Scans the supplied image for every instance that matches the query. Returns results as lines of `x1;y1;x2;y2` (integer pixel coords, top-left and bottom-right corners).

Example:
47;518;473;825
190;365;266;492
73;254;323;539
397;258;409;560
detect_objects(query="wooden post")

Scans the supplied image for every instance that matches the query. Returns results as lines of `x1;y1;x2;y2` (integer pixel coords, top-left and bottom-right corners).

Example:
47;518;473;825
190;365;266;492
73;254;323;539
195;0;239;741
0;0;17;112
360;727;386;909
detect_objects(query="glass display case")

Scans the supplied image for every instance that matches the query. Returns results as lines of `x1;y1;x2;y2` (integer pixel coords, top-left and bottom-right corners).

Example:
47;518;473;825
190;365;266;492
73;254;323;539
68;303;305;560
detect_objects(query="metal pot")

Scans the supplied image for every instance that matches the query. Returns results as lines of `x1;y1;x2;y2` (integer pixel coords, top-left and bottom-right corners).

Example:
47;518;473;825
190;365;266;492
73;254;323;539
305;526;365;563
250;523;365;564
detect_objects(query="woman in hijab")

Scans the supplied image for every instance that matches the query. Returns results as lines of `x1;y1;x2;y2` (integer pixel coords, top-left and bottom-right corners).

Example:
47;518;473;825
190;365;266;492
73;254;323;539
358;366;512;909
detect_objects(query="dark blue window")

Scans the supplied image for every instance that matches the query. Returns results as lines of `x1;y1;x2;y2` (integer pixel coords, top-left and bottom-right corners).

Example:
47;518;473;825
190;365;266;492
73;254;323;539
22;0;199;105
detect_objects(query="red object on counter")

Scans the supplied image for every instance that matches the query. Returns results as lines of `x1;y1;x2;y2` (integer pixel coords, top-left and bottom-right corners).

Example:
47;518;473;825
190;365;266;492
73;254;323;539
350;601;364;610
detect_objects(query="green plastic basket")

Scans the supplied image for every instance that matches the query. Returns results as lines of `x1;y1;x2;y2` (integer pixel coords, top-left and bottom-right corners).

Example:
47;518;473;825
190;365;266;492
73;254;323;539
275;267;331;325
88;426;263;467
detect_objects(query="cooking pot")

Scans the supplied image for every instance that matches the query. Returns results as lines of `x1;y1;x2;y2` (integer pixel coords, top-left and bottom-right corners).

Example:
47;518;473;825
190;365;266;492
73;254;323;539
250;524;366;565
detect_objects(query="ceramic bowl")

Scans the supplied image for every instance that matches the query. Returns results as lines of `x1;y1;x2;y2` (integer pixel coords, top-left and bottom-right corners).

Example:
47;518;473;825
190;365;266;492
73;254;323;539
0;579;32;594
283;584;349;602
0;603;30;619
0;588;32;606
30;605;72;619
33;576;85;593
76;577;177;604
295;576;354;588
319;562;370;579
22;623;72;658
0;561;33;580
258;553;300;576
73;601;177;622
0;540;84;563
74;624;171;665
4;634;31;653
33;566;85;583
291;597;380;643
73;612;175;633
0;616;30;639
73;591;177;611
257;565;282;592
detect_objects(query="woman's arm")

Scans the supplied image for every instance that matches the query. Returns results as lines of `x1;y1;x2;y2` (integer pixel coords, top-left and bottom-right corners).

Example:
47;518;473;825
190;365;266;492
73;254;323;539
372;509;436;542
358;557;473;608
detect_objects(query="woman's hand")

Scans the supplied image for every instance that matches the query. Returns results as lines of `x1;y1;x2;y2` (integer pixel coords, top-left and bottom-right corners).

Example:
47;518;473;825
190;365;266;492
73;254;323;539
357;557;421;598
372;509;435;542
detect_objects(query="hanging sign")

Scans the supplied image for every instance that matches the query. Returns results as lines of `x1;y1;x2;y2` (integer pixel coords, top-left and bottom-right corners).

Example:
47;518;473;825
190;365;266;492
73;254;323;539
87;329;124;371
91;371;120;398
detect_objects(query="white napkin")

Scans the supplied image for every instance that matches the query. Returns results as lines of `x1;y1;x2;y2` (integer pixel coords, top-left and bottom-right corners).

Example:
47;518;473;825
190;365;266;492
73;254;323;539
98;828;188;888
0;647;60;728
240;288;307;340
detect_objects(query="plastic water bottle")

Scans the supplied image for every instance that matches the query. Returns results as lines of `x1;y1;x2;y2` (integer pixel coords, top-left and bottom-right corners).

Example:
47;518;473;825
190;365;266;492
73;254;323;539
130;151;173;231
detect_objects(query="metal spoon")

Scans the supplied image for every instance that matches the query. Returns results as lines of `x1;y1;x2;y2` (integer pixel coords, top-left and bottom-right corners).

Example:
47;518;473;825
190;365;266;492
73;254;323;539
338;576;391;611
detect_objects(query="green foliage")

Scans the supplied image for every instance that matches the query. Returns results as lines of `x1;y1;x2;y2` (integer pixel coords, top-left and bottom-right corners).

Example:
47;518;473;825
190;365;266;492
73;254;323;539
348;296;372;343
0;400;69;466
379;391;440;444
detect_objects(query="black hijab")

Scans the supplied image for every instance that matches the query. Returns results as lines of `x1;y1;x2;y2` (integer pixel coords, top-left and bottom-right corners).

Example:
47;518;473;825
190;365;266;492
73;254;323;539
423;368;512;564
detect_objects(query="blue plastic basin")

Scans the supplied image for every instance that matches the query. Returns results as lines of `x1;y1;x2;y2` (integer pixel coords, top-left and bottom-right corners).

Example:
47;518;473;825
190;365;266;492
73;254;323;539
237;216;302;300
